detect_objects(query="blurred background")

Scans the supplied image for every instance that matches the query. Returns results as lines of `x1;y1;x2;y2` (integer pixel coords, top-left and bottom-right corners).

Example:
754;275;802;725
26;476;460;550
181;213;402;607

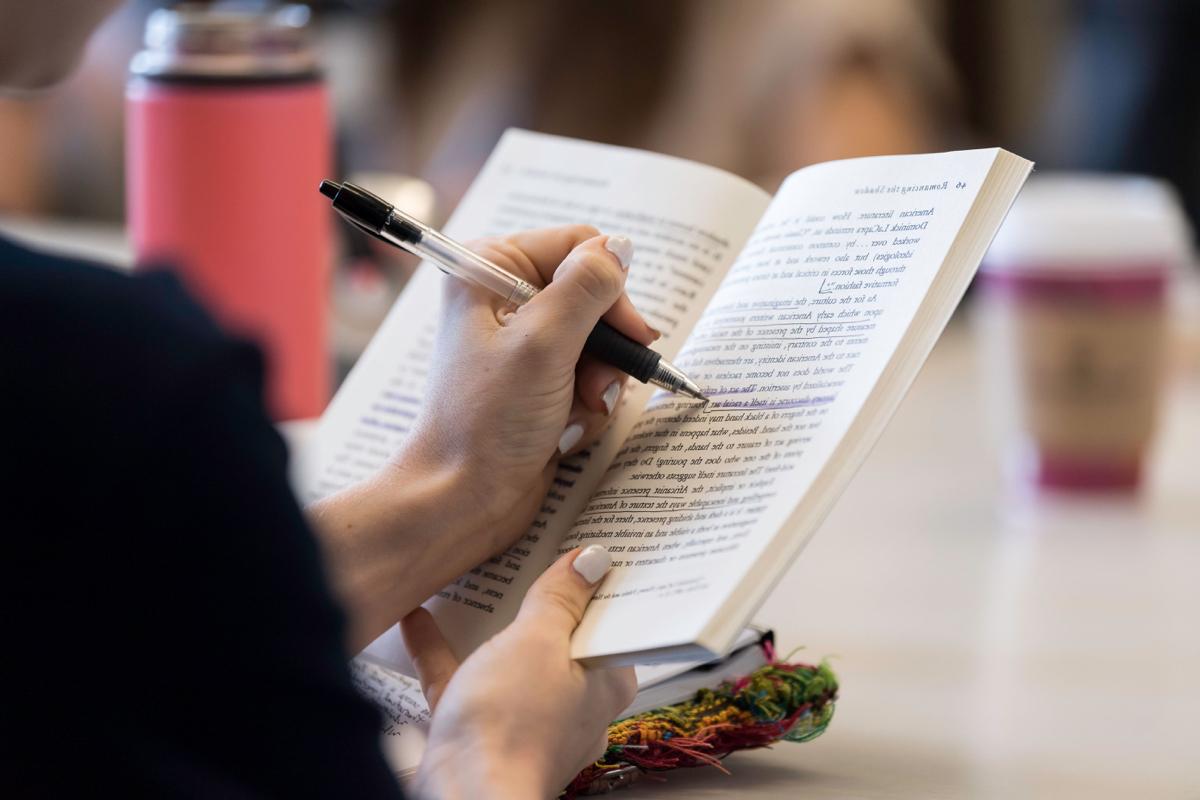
3;4;1197;795
0;1;1194;219
2;0;1198;424
3;0;1199;373
5;1;1200;227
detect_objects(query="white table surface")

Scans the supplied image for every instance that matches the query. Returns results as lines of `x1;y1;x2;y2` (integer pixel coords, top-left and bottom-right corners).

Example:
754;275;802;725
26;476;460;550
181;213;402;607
617;328;1200;800
7;217;1198;798
284;326;1199;799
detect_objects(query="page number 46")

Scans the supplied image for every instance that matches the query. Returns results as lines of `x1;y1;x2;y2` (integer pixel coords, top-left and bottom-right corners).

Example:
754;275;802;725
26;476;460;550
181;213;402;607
955;181;968;189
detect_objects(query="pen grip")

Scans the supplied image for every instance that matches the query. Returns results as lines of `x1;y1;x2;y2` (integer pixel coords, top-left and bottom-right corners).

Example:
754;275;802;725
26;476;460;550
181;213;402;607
584;321;662;383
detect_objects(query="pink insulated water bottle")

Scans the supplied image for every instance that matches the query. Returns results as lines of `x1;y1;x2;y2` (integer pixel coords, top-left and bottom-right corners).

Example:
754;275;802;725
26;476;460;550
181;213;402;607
127;5;331;420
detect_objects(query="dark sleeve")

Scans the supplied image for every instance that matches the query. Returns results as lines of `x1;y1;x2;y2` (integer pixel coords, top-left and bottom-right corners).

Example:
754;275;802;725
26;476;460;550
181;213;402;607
1;242;404;797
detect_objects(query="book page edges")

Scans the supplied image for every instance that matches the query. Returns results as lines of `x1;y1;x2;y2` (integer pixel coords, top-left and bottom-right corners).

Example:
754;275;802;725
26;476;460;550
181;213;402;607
578;641;720;669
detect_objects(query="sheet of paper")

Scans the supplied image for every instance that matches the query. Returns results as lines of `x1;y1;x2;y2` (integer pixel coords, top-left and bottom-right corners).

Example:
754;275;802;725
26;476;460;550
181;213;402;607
306;129;770;667
562;150;1020;661
349;658;430;776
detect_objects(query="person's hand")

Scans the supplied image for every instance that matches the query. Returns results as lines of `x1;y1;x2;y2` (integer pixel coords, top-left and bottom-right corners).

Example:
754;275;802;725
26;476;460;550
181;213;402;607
307;226;656;650
403;546;636;799
402;225;656;545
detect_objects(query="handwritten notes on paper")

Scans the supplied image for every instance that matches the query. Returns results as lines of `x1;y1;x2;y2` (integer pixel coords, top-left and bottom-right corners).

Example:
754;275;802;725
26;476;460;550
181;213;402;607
349;659;431;774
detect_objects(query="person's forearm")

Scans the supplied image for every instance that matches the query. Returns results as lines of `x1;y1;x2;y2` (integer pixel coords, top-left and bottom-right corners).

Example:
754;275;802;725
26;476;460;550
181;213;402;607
412;741;553;800
306;457;491;652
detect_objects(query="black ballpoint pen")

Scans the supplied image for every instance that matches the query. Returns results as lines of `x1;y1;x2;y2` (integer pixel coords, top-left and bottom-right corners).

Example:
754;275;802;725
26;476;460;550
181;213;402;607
319;180;708;402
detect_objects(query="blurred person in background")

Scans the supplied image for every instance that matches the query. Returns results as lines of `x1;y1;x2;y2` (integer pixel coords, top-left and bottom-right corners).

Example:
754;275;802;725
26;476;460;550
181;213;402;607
0;0;962;386
383;0;960;207
0;0;964;403
1033;0;1200;232
945;1;1200;365
0;0;959;223
0;0;145;219
947;0;1200;239
3;2;655;796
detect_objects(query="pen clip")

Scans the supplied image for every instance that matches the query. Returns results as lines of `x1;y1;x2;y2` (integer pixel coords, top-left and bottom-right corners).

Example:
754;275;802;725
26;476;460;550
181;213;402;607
336;211;450;276
339;211;389;245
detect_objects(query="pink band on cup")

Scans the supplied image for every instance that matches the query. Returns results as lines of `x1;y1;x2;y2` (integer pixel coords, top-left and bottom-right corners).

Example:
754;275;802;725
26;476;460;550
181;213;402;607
978;266;1168;305
1035;453;1142;491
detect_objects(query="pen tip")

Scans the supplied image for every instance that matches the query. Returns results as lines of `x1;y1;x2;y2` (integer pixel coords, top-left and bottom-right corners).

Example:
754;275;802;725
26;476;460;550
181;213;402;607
319;180;340;200
679;381;709;404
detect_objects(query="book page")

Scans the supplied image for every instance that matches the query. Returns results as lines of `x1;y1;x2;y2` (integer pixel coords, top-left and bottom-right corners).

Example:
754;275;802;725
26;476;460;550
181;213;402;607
348;659;430;776
562;149;1030;662
305;130;770;666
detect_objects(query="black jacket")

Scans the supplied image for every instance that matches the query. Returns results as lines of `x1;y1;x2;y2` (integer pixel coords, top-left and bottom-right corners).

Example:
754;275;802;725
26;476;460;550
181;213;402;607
1;235;401;797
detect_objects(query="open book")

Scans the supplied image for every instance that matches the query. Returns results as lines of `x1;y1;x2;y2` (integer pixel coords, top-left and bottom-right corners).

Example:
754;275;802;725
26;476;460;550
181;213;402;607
305;130;1031;670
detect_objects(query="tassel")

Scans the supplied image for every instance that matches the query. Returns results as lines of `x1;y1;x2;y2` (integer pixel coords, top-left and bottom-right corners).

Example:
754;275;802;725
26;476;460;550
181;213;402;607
563;652;838;797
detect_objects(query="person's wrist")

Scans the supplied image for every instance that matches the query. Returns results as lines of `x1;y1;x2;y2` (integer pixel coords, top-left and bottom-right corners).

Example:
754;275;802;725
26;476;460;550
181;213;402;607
307;448;488;650
384;436;491;543
413;738;552;799
390;424;545;554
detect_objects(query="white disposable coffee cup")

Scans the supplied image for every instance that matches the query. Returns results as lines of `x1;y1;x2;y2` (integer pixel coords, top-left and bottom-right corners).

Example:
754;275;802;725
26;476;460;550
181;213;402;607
978;174;1190;492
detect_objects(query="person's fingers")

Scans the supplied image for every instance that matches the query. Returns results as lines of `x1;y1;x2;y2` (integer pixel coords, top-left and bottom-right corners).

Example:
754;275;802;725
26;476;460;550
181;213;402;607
588;234;657;344
466;227;657;348
576;358;626;416
516;546;612;633
459;224;600;307
400;608;460;712
587;665;639;720
513;236;627;349
602;292;659;346
558;369;630;454
497;225;601;284
507;235;642;358
446;225;600;325
556;404;607;457
588;731;611;767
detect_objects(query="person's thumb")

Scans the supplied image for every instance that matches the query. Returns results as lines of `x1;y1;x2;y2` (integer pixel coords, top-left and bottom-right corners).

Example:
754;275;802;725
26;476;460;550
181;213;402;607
400;608;461;712
517;545;613;634
512;236;631;357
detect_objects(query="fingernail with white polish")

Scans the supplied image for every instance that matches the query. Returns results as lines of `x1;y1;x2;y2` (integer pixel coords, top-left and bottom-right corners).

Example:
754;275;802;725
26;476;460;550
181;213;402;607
605;235;634;270
602;381;621;415
573;545;612;584
558;422;585;454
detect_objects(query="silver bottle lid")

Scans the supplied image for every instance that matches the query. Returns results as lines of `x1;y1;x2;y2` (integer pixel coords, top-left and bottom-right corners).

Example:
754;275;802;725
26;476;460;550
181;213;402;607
130;3;319;80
